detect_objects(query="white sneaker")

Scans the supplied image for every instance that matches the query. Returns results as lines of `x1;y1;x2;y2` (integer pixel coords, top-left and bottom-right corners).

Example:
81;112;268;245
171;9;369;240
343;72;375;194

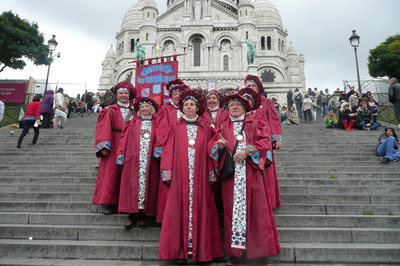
398;124;400;129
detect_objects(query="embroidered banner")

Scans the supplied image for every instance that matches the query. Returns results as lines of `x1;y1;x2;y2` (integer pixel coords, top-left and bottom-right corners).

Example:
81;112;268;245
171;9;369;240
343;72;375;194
135;60;178;106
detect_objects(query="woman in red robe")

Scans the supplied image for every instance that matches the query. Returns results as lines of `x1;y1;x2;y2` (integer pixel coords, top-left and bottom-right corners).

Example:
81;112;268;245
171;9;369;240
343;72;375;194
201;90;229;127
93;81;136;214
159;90;224;263
209;94;280;264
244;74;282;208
154;80;188;223
116;97;160;228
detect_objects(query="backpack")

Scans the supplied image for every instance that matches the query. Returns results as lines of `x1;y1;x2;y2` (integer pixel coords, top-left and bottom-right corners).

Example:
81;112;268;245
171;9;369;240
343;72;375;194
321;95;328;104
295;93;303;102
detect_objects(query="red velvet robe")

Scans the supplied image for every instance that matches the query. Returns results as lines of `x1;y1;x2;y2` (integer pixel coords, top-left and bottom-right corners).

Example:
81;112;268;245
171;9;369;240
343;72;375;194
116;116;160;215
209;117;280;259
93;104;128;204
256;96;282;208
153;102;181;222
159;118;224;262
201;107;229;127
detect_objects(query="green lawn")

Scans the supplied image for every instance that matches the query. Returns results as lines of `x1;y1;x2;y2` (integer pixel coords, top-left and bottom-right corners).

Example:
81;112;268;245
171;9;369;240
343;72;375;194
0;105;25;128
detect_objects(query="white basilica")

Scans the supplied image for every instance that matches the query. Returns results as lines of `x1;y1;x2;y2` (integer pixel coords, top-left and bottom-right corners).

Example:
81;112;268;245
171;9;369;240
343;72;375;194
99;0;306;102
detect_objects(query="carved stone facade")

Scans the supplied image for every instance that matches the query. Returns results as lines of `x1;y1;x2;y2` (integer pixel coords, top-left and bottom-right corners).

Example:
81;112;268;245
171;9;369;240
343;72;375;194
99;0;306;103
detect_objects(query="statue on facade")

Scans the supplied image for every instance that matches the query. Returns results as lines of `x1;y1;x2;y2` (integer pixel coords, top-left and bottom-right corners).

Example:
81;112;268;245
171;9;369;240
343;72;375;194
246;39;256;65
193;0;202;19
135;40;146;61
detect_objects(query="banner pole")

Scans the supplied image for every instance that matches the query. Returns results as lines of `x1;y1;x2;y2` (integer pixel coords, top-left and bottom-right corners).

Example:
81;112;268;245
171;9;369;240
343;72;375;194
128;53;186;64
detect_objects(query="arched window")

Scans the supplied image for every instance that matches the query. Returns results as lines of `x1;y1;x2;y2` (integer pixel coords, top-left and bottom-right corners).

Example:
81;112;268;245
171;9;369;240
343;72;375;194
246;31;249;39
146;33;149;41
130;39;135;52
147;12;150;18
267;36;271;50
223;55;229;71
245;10;247;16
281;40;285;52
278;39;281;52
193;39;201;66
261;36;265;50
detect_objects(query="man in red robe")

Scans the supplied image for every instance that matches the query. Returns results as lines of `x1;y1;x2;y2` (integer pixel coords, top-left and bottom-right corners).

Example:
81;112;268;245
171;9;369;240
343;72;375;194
244;74;282;208
93;81;136;214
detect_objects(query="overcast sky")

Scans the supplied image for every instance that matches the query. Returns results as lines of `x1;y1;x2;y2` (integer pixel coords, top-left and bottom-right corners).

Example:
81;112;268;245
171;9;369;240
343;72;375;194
1;0;399;97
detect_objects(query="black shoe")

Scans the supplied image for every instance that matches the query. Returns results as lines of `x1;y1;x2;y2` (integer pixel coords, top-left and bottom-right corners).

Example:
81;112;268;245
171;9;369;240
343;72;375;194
380;156;390;163
124;219;137;229
16;144;21;148
103;204;118;215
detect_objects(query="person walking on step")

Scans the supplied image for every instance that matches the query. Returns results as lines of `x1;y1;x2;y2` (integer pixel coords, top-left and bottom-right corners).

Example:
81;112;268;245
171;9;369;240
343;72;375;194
40;89;54;128
377;127;400;163
93;81;136;215
292;88;303;119
388;77;400;129
17;94;42;148
53;88;67;129
302;94;314;124
116;97;160;229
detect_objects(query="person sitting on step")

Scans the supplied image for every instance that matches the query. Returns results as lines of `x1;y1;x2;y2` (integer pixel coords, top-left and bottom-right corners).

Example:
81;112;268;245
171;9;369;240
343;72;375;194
376;127;400;163
324;109;338;128
357;101;381;130
337;102;362;130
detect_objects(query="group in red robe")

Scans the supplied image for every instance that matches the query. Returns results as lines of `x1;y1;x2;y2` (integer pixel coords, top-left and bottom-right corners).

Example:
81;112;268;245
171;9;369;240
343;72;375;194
93;81;136;213
159;90;224;263
116;97;160;226
209;94;280;261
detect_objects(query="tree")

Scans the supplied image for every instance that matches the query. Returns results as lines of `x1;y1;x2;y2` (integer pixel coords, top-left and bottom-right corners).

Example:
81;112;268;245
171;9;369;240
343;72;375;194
0;11;51;73
368;34;400;79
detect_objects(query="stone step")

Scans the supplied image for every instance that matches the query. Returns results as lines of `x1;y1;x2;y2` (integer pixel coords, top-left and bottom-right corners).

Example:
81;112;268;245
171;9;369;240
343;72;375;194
0;202;97;213
281;194;400;204
0;224;399;244
280;186;400;194
0;165;97;171
278;166;399;172
0;184;94;193
0;240;398;264
277;172;400;179
0;193;92;201
275;161;397;166
1;201;398;215
2;212;398;229
0;177;96;184
273;203;399;215
278;178;400;186
3;171;97;177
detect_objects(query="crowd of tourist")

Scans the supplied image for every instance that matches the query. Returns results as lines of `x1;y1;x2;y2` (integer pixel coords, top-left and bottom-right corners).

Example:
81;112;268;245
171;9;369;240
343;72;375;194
93;75;282;265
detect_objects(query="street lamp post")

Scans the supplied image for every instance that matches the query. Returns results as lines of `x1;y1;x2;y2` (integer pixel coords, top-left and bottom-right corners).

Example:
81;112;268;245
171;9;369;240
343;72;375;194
44;35;59;94
349;30;361;94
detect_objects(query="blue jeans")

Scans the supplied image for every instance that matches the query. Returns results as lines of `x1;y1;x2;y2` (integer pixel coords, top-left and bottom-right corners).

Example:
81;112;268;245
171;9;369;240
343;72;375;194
359;121;381;130
376;136;400;160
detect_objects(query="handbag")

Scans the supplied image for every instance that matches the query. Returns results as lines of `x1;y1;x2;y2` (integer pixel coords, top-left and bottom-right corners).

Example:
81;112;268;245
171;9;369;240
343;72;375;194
218;126;243;180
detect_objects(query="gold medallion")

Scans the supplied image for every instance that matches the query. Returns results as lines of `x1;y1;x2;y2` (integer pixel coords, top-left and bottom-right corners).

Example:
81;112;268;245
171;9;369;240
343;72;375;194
236;134;244;141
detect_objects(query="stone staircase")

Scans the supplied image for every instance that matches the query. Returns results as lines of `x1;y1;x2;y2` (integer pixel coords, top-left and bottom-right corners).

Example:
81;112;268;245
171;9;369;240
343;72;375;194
0;113;399;265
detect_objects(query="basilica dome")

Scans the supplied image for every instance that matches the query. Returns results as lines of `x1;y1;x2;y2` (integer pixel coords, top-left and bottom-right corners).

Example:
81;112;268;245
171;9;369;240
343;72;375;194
253;0;282;27
121;0;147;30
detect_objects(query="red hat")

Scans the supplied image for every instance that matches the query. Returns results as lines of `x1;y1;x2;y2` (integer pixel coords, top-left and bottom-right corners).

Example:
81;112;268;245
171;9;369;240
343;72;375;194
224;93;252;113
133;97;159;113
244;74;264;95
112;81;137;101
238;87;262;110
178;89;206;116
205;90;224;107
166;79;188;97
